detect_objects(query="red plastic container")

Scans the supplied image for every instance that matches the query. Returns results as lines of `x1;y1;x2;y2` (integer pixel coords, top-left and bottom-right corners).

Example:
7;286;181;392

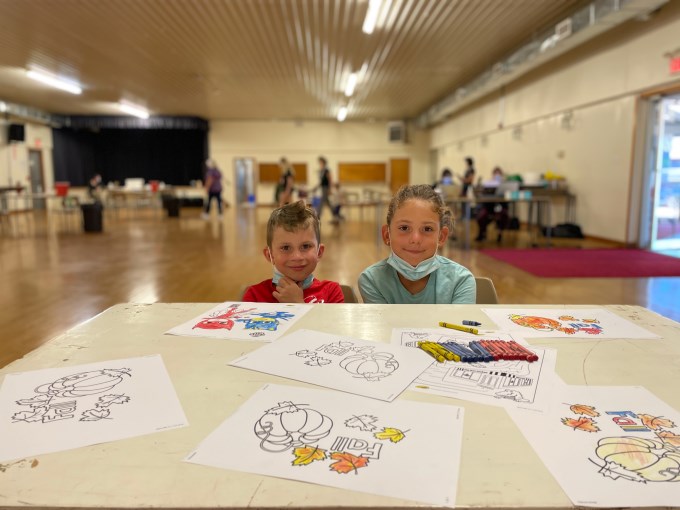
150;180;160;192
55;182;70;197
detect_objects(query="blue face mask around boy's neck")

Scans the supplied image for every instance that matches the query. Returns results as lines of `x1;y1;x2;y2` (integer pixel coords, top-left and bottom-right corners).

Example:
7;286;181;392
269;249;316;290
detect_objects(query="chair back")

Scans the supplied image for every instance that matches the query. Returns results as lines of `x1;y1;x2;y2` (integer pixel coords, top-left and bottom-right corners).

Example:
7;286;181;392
340;284;358;303
475;277;499;304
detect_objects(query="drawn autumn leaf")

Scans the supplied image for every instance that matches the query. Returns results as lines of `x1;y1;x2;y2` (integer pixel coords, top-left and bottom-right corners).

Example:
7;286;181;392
265;401;301;415
569;404;600;417
639;414;676;430
95;394;131;408
374;427;407;443
80;408;111;421
329;452;369;474
291;445;327;466
16;395;50;406
345;414;379;432
561;416;599;432
656;431;680;447
12;410;45;422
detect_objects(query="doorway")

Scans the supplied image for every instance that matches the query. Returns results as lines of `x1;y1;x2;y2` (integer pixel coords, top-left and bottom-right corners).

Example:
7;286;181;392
234;158;256;207
641;94;680;252
28;149;45;209
389;158;410;194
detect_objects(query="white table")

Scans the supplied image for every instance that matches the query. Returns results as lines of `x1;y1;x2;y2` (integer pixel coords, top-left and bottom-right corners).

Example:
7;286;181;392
1;303;678;509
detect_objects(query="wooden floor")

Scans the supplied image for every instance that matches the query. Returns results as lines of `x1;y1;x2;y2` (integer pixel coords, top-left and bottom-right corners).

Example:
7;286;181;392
1;204;678;369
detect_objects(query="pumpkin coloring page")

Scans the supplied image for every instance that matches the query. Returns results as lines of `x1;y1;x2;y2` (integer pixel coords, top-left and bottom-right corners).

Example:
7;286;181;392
165;302;313;342
481;307;658;339
507;385;680;507
185;383;464;507
0;355;188;462
391;328;557;410
229;329;434;401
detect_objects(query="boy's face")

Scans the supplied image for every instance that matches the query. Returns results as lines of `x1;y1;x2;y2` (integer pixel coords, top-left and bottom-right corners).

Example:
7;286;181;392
264;225;324;282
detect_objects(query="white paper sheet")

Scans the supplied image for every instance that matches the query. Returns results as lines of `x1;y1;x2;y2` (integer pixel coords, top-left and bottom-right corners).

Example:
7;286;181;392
229;329;434;402
0;355;187;462
507;385;680;507
481;307;659;339
165;301;312;341
391;328;557;410
186;383;463;507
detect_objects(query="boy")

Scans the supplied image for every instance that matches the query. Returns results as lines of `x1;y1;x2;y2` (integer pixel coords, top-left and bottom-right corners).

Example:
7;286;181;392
243;201;344;303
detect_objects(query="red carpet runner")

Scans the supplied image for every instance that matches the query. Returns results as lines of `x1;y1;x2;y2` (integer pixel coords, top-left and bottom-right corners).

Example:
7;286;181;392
479;248;680;278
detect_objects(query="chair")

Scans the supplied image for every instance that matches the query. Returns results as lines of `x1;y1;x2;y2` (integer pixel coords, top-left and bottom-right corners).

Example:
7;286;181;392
340;284;358;303
475;277;499;304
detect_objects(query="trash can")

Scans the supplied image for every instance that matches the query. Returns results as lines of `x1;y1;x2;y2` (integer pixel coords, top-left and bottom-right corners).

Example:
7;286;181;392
81;202;103;232
165;197;180;217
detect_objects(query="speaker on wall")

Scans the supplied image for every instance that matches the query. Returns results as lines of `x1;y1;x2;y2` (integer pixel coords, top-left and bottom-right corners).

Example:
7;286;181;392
8;123;25;142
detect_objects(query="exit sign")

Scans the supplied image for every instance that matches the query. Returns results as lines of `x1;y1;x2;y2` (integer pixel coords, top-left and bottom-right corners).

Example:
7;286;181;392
671;56;680;74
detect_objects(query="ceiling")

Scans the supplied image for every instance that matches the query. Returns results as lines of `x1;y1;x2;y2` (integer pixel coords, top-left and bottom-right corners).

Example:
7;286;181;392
0;0;589;122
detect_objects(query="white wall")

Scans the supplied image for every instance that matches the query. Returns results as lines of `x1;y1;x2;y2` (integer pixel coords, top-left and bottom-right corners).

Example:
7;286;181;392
430;1;680;242
209;120;430;205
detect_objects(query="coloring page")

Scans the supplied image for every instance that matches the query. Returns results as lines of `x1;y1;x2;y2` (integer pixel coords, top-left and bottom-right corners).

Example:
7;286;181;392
507;385;680;507
185;383;463;507
391;328;557;410
481;308;659;339
165;302;313;341
0;355;187;462
229;329;434;402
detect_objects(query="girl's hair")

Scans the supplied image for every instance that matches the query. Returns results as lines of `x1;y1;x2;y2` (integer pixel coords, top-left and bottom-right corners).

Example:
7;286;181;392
386;184;452;230
266;200;320;247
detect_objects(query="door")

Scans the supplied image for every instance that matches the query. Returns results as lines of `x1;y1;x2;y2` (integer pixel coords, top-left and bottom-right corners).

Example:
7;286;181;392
643;94;680;251
28;149;45;209
389;158;410;194
234;158;256;206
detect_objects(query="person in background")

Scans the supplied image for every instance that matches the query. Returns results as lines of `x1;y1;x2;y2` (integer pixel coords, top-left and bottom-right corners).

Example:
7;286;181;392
314;156;334;219
461;157;476;197
329;182;345;224
476;166;509;242
243;200;344;303
358;184;476;304
87;174;102;200
202;159;223;220
277;157;295;207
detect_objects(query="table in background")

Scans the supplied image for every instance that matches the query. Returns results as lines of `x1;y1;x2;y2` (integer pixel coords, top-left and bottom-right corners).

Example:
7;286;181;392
447;195;553;249
1;303;678;510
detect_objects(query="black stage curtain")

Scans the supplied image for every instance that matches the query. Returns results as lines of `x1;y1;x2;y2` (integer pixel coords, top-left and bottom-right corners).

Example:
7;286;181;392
53;126;208;186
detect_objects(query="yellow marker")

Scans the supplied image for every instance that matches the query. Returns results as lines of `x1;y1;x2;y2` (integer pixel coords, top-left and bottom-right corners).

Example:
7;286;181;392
439;321;479;335
417;342;445;363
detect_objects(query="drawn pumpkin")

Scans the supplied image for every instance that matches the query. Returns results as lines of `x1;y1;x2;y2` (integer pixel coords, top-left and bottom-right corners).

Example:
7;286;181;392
339;352;399;381
595;436;680;482
254;401;333;452
35;368;131;398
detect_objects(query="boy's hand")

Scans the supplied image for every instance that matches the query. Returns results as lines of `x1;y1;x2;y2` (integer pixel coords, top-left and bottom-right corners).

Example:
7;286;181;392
273;277;305;303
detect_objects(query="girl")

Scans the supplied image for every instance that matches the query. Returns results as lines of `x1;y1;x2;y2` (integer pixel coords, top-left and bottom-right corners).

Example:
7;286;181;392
358;184;476;304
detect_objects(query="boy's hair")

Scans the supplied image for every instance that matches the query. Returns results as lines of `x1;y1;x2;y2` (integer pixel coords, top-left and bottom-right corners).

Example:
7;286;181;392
386;184;453;231
266;200;321;247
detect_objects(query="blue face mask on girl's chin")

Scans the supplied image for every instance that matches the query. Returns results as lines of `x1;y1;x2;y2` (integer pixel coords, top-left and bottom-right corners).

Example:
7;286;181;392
386;250;441;281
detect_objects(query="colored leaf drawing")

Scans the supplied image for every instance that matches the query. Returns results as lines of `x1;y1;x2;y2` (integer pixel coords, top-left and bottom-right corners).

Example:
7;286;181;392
291;445;327;466
95;394;130;408
374;427;407;443
80;408;111;421
569;404;600;417
561;416;599;432
345;414;379;432
329;452;369;474
638;414;676;430
656;431;680;447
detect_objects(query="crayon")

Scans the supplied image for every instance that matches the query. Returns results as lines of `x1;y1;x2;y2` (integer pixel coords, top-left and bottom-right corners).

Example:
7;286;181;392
507;341;539;362
441;342;472;362
468;341;494;362
426;342;459;362
462;320;482;326
417;341;445;363
478;340;502;360
439;321;479;335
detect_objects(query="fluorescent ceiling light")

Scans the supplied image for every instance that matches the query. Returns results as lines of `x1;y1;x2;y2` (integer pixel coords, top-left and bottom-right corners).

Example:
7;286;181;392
119;101;150;119
362;0;382;34
344;73;357;97
337;106;348;122
26;69;82;95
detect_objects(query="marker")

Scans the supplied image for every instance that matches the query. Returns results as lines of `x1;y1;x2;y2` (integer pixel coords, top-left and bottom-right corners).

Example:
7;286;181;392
417;342;445;363
462;320;482;326
439;321;479;335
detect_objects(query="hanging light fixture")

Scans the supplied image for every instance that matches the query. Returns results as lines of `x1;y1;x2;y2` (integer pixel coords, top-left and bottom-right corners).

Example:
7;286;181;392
26;69;82;95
